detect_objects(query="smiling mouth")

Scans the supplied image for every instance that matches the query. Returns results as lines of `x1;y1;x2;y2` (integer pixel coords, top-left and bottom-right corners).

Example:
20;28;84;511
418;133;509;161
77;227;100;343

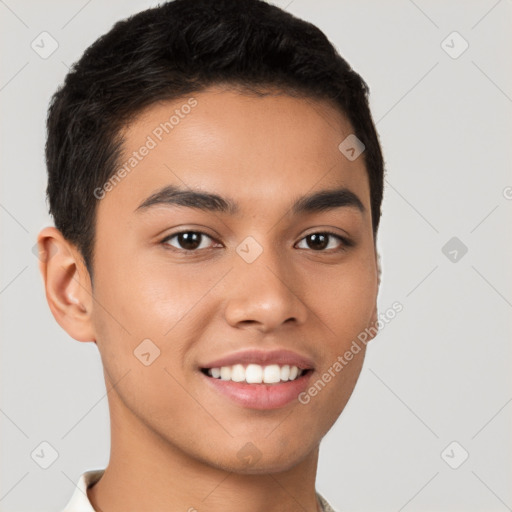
200;363;312;384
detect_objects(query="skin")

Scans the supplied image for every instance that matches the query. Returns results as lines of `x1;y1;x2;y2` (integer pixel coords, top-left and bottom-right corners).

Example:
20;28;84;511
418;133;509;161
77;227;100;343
38;86;380;512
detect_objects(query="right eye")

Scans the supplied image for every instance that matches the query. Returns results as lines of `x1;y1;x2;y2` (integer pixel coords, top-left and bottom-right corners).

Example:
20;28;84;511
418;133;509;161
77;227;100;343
161;231;220;252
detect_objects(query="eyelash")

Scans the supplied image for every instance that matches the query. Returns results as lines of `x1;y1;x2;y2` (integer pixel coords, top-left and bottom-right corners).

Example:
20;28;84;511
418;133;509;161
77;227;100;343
160;230;353;254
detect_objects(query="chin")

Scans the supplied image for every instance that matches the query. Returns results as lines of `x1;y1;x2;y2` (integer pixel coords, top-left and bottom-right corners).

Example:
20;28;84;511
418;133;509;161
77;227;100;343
204;443;315;475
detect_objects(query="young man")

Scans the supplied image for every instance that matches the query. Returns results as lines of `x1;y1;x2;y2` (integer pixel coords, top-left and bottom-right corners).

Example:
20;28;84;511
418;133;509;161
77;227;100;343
37;0;385;510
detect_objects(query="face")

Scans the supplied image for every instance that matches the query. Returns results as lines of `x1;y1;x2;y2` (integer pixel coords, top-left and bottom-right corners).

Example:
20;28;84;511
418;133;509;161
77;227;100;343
89;87;379;473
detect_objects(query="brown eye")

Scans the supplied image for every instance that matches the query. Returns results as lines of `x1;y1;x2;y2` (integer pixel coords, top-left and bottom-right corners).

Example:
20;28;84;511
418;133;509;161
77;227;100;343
162;231;216;251
296;232;349;252
305;233;329;250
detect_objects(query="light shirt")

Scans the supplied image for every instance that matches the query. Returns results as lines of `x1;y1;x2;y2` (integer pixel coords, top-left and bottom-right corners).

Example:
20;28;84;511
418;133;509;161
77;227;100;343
61;469;338;512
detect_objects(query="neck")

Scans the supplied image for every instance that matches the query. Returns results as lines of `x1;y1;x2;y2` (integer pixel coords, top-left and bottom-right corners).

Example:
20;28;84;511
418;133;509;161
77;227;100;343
88;386;322;512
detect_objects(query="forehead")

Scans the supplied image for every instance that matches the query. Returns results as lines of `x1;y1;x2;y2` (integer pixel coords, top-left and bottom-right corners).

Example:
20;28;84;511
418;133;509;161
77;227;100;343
99;87;370;219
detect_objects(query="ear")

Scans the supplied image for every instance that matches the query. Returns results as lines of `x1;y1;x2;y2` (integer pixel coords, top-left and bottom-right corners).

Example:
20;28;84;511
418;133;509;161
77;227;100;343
37;226;96;342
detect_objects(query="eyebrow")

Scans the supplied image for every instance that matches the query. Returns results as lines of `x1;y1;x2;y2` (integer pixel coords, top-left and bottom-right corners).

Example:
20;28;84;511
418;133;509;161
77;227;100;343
135;184;366;216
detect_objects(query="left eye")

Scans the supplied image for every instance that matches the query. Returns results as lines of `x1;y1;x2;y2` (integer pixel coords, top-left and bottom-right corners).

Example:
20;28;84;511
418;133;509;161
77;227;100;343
295;232;348;252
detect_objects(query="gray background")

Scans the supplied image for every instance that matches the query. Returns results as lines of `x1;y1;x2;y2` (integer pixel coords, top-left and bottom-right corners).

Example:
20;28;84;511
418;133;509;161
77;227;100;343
1;0;511;511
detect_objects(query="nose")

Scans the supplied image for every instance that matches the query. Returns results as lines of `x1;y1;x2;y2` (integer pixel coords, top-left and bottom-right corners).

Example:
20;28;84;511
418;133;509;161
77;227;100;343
223;246;309;333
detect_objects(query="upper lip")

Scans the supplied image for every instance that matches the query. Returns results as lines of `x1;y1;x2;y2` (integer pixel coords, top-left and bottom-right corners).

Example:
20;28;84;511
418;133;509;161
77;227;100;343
200;349;315;370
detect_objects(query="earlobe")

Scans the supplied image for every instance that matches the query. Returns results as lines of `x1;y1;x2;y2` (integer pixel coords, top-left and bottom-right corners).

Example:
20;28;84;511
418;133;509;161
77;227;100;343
37;227;96;342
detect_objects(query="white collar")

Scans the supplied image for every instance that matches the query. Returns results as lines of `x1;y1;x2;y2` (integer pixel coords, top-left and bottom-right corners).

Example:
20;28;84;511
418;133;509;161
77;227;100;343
61;469;337;511
61;469;104;512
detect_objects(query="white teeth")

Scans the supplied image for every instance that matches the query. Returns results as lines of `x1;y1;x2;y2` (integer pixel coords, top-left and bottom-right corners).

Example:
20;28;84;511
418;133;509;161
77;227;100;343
231;364;245;382
245;364;263;383
206;364;305;384
220;366;231;380
263;364;281;383
280;365;290;381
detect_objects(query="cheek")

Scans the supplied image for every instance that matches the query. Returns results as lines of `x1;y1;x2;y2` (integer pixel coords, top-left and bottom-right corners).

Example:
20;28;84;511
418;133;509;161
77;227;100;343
92;245;211;336
308;261;377;343
128;261;225;334
288;256;376;422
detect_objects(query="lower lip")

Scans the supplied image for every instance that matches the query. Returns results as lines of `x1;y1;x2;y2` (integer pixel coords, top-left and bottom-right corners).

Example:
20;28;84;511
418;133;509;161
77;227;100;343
201;371;313;410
